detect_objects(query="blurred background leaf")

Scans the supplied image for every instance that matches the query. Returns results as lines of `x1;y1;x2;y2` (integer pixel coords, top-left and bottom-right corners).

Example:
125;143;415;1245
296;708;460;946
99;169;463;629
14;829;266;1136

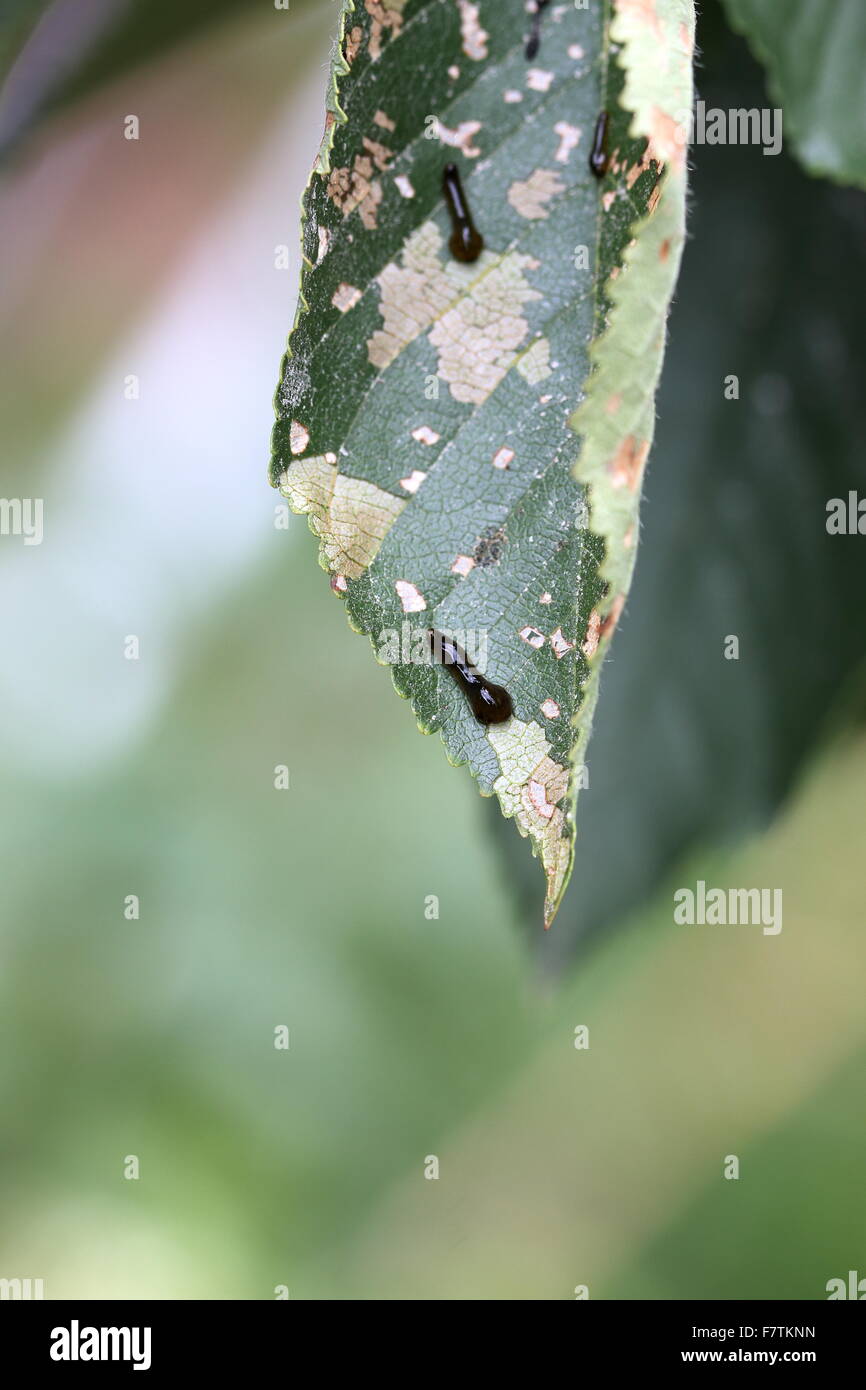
0;0;331;474
493;1;866;970
0;0;319;160
719;0;866;187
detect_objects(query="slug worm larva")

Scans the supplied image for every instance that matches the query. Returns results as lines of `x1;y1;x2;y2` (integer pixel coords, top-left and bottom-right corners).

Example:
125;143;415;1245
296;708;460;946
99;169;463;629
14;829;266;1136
429;630;513;725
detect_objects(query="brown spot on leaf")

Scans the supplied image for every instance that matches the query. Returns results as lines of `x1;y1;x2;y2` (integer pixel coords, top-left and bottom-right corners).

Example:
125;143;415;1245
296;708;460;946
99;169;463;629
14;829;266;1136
365;0;405;61
581;609;601;658
609;435;650;490
617;0;663;42
647;106;686;171
601;593;626;639
344;26;363;63
326;137;393;229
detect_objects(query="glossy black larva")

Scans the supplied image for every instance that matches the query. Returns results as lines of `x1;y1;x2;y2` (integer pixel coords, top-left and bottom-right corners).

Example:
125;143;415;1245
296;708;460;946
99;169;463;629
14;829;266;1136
590;111;610;178
428;631;513;726
442;163;484;263
525;0;550;61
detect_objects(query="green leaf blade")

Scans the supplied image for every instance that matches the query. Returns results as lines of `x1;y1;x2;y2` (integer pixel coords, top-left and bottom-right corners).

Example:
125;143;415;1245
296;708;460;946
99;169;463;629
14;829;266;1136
272;0;694;927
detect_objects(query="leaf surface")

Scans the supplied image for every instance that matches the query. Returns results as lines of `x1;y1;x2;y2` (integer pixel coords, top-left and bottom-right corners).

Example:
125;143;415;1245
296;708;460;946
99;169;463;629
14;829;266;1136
272;0;694;925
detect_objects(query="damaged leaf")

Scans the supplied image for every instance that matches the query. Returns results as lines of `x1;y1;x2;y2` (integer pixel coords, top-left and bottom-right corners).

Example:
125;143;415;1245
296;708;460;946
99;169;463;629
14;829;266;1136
271;0;694;927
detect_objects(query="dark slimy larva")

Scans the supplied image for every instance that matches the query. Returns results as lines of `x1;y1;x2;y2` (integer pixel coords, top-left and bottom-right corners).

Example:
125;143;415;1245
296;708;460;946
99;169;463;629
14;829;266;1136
589;111;610;178
429;630;513;725
442;163;484;263
525;0;550;61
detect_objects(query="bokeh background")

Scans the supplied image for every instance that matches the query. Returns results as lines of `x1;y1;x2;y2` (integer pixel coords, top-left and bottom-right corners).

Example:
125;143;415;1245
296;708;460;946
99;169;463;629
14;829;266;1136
1;0;864;1299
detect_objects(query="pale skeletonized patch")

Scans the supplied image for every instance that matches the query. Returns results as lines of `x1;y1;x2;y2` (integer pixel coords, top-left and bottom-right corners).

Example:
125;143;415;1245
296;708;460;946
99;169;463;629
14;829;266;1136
394;173;415;198
332;283;362;314
492;447;514;470
516;337;552;384
326;138;393;230
526;68;554;92
327;162;382;229
366;0;406;62
399;470;427;493
520;626;545;649
290;421;310;455
451;554;475;577
567;43;584;59
373;109;396;131
550;627;574;659
507;169;565;220
395;579;426;612
411;425;440;445
489;719;571;928
317;227;330;264
429;253;542;405
437;119;482;157
456;0;488;60
367;222;470;370
278;456;406;579
540;698;560;719
539;591;552;605
553;121;581;163
331;574;348;595
504;89;523;104
527;779;556;820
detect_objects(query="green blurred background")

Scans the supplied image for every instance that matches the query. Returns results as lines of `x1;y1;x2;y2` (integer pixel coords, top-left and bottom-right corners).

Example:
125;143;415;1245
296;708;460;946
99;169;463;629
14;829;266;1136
1;0;864;1299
